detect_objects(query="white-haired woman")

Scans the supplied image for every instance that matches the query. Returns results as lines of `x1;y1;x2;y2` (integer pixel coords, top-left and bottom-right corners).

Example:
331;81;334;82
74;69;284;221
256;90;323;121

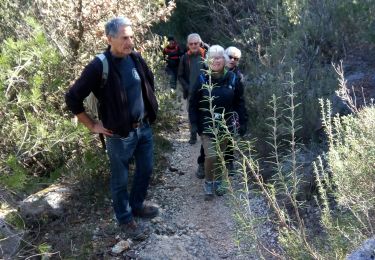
195;46;248;179
189;45;246;200
225;46;242;79
224;46;248;173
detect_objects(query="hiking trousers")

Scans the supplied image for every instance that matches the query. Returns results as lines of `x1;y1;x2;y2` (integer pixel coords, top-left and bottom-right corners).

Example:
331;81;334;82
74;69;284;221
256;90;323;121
201;134;227;181
165;66;178;89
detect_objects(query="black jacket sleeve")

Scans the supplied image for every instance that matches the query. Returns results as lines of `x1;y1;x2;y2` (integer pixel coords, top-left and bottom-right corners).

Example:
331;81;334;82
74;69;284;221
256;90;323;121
178;55;189;92
136;53;155;92
65;58;102;115
188;78;202;126
233;76;248;126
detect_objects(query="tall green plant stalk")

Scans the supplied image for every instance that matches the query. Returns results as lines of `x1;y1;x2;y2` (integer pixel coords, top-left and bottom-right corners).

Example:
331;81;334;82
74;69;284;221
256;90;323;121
202;65;328;258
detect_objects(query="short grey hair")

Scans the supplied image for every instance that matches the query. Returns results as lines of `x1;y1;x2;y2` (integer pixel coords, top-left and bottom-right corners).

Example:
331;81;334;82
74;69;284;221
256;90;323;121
105;17;132;37
225;46;242;60
187;33;202;43
207;45;229;62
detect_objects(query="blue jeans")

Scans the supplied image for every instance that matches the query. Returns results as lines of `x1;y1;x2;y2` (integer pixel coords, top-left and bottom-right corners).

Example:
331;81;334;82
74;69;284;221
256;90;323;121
106;123;153;225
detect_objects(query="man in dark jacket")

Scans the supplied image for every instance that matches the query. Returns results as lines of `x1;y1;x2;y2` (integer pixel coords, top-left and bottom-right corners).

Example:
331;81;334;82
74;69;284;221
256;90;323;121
178;33;206;144
65;17;158;240
163;36;181;89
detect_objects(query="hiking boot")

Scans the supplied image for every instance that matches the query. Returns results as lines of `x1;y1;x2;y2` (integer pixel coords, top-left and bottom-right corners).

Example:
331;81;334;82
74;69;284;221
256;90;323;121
189;131;197;145
214;180;227;196
226;162;236;176
189;136;197;145
204;181;214;201
195;163;205;179
132;205;159;219
120;220;149;241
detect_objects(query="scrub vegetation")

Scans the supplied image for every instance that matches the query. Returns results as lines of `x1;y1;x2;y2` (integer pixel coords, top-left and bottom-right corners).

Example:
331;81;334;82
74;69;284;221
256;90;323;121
1;0;375;258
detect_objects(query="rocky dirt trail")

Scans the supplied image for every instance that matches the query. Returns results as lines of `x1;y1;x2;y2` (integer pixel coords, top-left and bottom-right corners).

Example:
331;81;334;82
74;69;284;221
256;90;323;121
1;99;274;259
135;100;251;259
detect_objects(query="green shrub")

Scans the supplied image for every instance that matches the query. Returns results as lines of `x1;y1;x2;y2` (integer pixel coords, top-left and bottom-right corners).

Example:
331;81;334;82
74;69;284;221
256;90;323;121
0;18;90;191
4;211;25;230
329;107;375;211
214;70;375;258
160;0;375;154
317;103;375;254
0;155;28;190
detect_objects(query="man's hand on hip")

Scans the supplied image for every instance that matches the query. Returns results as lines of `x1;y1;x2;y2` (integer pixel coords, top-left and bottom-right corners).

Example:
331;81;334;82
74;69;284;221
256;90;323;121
76;112;113;136
92;121;113;136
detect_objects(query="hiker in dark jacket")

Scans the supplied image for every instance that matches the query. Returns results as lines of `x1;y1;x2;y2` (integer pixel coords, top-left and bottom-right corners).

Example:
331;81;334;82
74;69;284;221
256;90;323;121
224;46;248;170
162;36;181;89
195;46;248;179
178;33;206;144
65;17;158;240
189;45;247;201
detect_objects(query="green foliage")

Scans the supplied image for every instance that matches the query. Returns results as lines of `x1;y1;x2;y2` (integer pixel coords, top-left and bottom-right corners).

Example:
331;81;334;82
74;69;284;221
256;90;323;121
38;242;52;259
160;0;375;154
279;229;314;260
0;17;92;192
209;67;375;258
153;1;375;259
0;155;28;190
4;211;25;230
155;91;180;131
315;102;375;257
328;107;375;211
0;0;33;40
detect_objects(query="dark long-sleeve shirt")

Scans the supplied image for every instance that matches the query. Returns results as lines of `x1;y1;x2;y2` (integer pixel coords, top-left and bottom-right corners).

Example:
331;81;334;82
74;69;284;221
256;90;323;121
65;49;158;138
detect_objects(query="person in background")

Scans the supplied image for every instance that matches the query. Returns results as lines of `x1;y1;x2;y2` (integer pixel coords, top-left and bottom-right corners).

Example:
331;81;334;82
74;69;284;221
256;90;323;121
223;46;248;172
65;17;159;241
178;33;206;144
225;46;244;84
195;46;247;179
189;45;247;200
200;41;210;52
162;36;181;89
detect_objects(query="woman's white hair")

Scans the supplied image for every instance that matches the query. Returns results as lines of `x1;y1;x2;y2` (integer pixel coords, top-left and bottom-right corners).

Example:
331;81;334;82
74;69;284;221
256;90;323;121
187;33;202;43
225;46;242;60
207;45;229;62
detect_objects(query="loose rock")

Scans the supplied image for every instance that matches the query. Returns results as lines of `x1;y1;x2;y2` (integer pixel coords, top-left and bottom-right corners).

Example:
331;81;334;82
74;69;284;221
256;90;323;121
111;240;131;254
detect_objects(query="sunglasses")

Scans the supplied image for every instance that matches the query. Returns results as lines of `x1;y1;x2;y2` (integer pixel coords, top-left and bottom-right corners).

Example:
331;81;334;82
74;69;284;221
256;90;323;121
229;55;239;61
188;42;199;46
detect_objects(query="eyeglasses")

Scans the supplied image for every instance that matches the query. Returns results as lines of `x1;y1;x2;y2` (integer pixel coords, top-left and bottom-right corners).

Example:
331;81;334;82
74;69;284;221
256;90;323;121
188;42;199;46
228;55;239;61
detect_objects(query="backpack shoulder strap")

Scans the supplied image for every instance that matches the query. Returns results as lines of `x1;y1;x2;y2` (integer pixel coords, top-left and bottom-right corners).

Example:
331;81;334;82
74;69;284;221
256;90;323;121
231;73;236;86
96;53;108;88
228;72;236;89
199;73;206;84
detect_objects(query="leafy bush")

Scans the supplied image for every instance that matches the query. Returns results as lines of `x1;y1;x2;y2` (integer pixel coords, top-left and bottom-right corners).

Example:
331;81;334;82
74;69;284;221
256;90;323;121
207;66;375;258
326;107;375;211
314;102;375;257
160;0;375;155
32;0;175;73
0;0;178;193
0;18;88;191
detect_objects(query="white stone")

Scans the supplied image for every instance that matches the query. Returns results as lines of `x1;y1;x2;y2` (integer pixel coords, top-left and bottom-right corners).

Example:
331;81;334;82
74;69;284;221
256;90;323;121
347;237;375;260
18;184;72;223
111;240;131;254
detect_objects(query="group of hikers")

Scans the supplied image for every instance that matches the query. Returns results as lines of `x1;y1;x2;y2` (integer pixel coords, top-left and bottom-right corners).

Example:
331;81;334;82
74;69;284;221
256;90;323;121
163;33;248;196
65;17;247;241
